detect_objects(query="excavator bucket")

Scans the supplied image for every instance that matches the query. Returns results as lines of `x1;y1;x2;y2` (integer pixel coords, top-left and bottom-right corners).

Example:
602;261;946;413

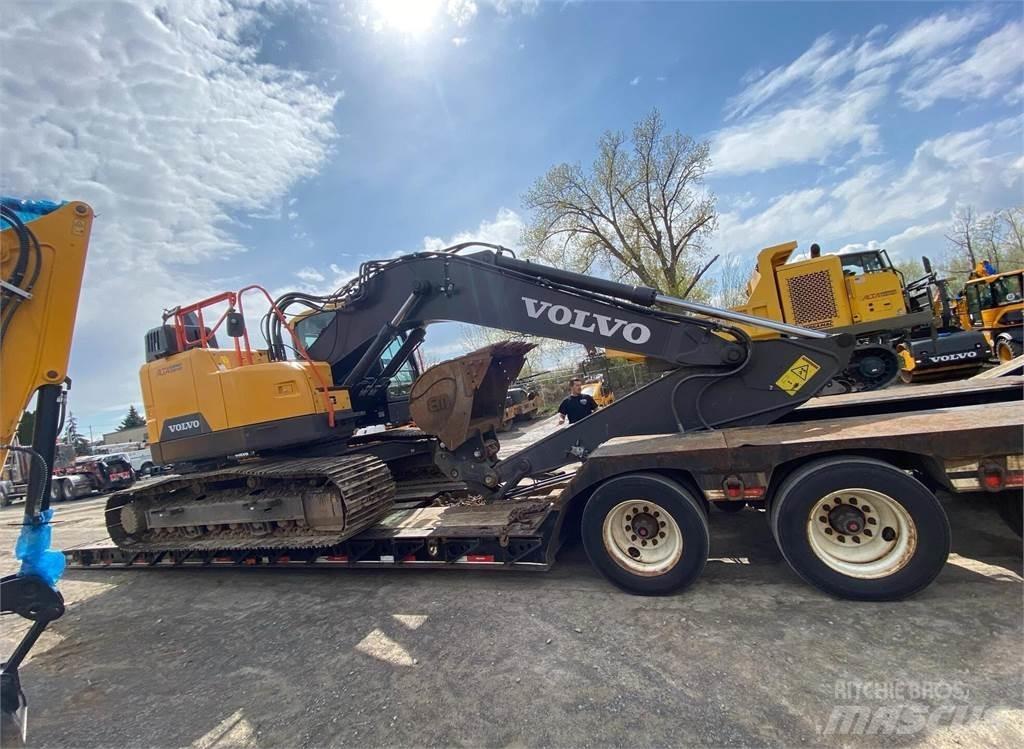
409;341;536;451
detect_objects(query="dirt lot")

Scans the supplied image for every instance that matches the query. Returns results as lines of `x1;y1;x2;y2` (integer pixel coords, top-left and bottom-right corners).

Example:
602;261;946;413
1;420;1021;748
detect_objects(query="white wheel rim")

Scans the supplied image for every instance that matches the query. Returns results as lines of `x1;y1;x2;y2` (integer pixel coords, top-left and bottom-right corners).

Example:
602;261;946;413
806;488;917;579
602;500;683;576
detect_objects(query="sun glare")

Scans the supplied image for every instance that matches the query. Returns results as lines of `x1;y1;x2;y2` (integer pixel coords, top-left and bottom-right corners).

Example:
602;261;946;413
370;0;444;37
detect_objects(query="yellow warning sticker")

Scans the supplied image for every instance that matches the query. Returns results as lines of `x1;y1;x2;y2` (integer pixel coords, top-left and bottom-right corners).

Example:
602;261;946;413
775;355;821;396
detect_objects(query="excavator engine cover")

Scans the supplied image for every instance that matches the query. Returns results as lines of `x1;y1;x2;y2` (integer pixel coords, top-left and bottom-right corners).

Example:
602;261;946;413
409;341;535;451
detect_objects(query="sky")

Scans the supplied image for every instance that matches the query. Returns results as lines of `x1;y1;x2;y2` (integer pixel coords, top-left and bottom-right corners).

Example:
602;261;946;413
2;0;1022;436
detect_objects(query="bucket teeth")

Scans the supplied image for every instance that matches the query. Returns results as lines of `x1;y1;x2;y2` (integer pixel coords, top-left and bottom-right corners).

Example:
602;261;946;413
409;341;534;450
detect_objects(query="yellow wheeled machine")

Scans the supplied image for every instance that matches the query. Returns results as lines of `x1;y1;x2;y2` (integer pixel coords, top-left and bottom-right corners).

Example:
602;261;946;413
733;242;937;391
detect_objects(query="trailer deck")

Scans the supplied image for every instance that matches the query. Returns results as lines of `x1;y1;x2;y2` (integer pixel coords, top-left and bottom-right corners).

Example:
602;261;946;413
63;378;1024;573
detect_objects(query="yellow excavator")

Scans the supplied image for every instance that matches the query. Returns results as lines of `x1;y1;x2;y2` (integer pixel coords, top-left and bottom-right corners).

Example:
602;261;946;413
1;198;93;735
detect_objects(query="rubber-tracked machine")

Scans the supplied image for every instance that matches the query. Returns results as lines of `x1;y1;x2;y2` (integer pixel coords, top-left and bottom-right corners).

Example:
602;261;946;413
108;244;854;564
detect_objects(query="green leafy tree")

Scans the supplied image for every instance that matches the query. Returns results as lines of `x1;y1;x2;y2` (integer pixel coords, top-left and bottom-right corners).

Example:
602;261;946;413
16;410;35;445
522;109;717;299
118;405;146;431
64;411;92;457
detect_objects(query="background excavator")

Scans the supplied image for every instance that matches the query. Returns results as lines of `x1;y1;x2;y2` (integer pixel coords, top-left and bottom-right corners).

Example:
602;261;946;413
1;198;93;736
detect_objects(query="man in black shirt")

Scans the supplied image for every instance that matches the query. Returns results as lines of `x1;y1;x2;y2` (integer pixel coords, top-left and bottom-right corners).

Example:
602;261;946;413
557;378;598;425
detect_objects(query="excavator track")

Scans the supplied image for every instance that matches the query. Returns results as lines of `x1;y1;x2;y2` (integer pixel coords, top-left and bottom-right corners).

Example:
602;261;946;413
105;454;395;552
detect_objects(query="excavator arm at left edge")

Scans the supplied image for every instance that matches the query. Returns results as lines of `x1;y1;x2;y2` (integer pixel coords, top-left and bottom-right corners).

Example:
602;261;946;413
0;198;93;738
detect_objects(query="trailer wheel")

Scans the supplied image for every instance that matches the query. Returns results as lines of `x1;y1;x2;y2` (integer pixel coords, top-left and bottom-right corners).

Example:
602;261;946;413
582;473;709;596
58;479;74;502
770;457;949;601
996;338;1022;363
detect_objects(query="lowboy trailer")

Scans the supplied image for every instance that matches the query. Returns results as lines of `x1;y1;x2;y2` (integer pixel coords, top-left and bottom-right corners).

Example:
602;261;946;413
65;378;1023;601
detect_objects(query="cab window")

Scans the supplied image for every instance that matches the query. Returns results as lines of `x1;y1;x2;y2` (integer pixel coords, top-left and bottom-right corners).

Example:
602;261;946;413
294;311;335;350
990;274;1023;306
964;284;986;325
840;252;887;276
380;337;417;396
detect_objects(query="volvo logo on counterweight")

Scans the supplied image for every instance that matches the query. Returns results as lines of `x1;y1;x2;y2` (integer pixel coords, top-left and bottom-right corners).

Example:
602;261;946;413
160;413;210;440
522;296;652;344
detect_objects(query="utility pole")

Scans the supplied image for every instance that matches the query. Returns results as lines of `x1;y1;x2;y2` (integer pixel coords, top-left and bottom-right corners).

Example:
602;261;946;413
88;425;94;443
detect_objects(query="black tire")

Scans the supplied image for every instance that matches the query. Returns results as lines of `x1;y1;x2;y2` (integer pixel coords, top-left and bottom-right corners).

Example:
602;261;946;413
770;457;950;601
140;462;153;477
581;472;709;595
997;493;1023;537
714;500;747;513
59;479;74;502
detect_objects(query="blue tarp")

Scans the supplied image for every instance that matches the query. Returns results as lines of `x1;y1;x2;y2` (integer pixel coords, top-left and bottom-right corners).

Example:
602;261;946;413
15;508;65;588
1;196;65;224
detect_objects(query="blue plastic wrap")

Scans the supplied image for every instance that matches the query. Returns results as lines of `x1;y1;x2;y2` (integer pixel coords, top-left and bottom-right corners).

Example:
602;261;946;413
0;195;65;223
15;508;66;588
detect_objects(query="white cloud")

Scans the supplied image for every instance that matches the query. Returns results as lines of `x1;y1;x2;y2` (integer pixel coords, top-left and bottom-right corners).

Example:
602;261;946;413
0;1;339;420
447;0;478;26
451;36;469;47
295;267;326;284
713;84;884;175
714;118;1023;259
714;10;1013;176
629;76;641;86
725;34;841;120
900;21;1024;110
421;207;525;251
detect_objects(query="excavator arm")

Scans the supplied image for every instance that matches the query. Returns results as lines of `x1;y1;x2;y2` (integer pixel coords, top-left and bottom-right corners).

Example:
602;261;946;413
0;198;93;734
285;246;854;494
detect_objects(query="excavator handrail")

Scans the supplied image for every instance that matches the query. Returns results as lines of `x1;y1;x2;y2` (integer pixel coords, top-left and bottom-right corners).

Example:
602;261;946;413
169;286;337;428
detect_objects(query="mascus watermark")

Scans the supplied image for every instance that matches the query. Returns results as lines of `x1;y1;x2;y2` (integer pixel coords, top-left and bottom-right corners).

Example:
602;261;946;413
822;680;988;736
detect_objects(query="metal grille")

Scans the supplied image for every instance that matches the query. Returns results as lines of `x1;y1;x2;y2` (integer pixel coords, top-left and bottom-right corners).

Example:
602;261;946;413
786;271;838;329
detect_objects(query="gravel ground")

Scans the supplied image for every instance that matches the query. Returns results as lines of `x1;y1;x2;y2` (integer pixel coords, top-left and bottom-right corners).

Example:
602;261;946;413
0;418;1021;748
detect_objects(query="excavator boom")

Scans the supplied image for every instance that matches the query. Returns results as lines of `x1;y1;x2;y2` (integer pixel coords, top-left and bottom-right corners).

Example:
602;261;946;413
1;198;94;732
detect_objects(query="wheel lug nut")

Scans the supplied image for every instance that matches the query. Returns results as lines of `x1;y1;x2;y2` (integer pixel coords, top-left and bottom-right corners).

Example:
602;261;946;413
837;535;846;543
653;511;660;518
659;532;665;538
849;497;858;505
818;515;827;523
824;528;833;535
867;517;877;525
864;529;873;537
852;536;861;543
659;521;666;528
823;505;831;512
641;540;648;547
652;539;658;546
630;534;637;541
642;506;649;513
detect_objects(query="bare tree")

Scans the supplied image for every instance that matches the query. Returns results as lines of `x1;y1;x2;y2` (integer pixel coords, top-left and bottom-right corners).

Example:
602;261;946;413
713;253;754;308
944;206;979;275
942;205;1024;283
522;109;716;298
